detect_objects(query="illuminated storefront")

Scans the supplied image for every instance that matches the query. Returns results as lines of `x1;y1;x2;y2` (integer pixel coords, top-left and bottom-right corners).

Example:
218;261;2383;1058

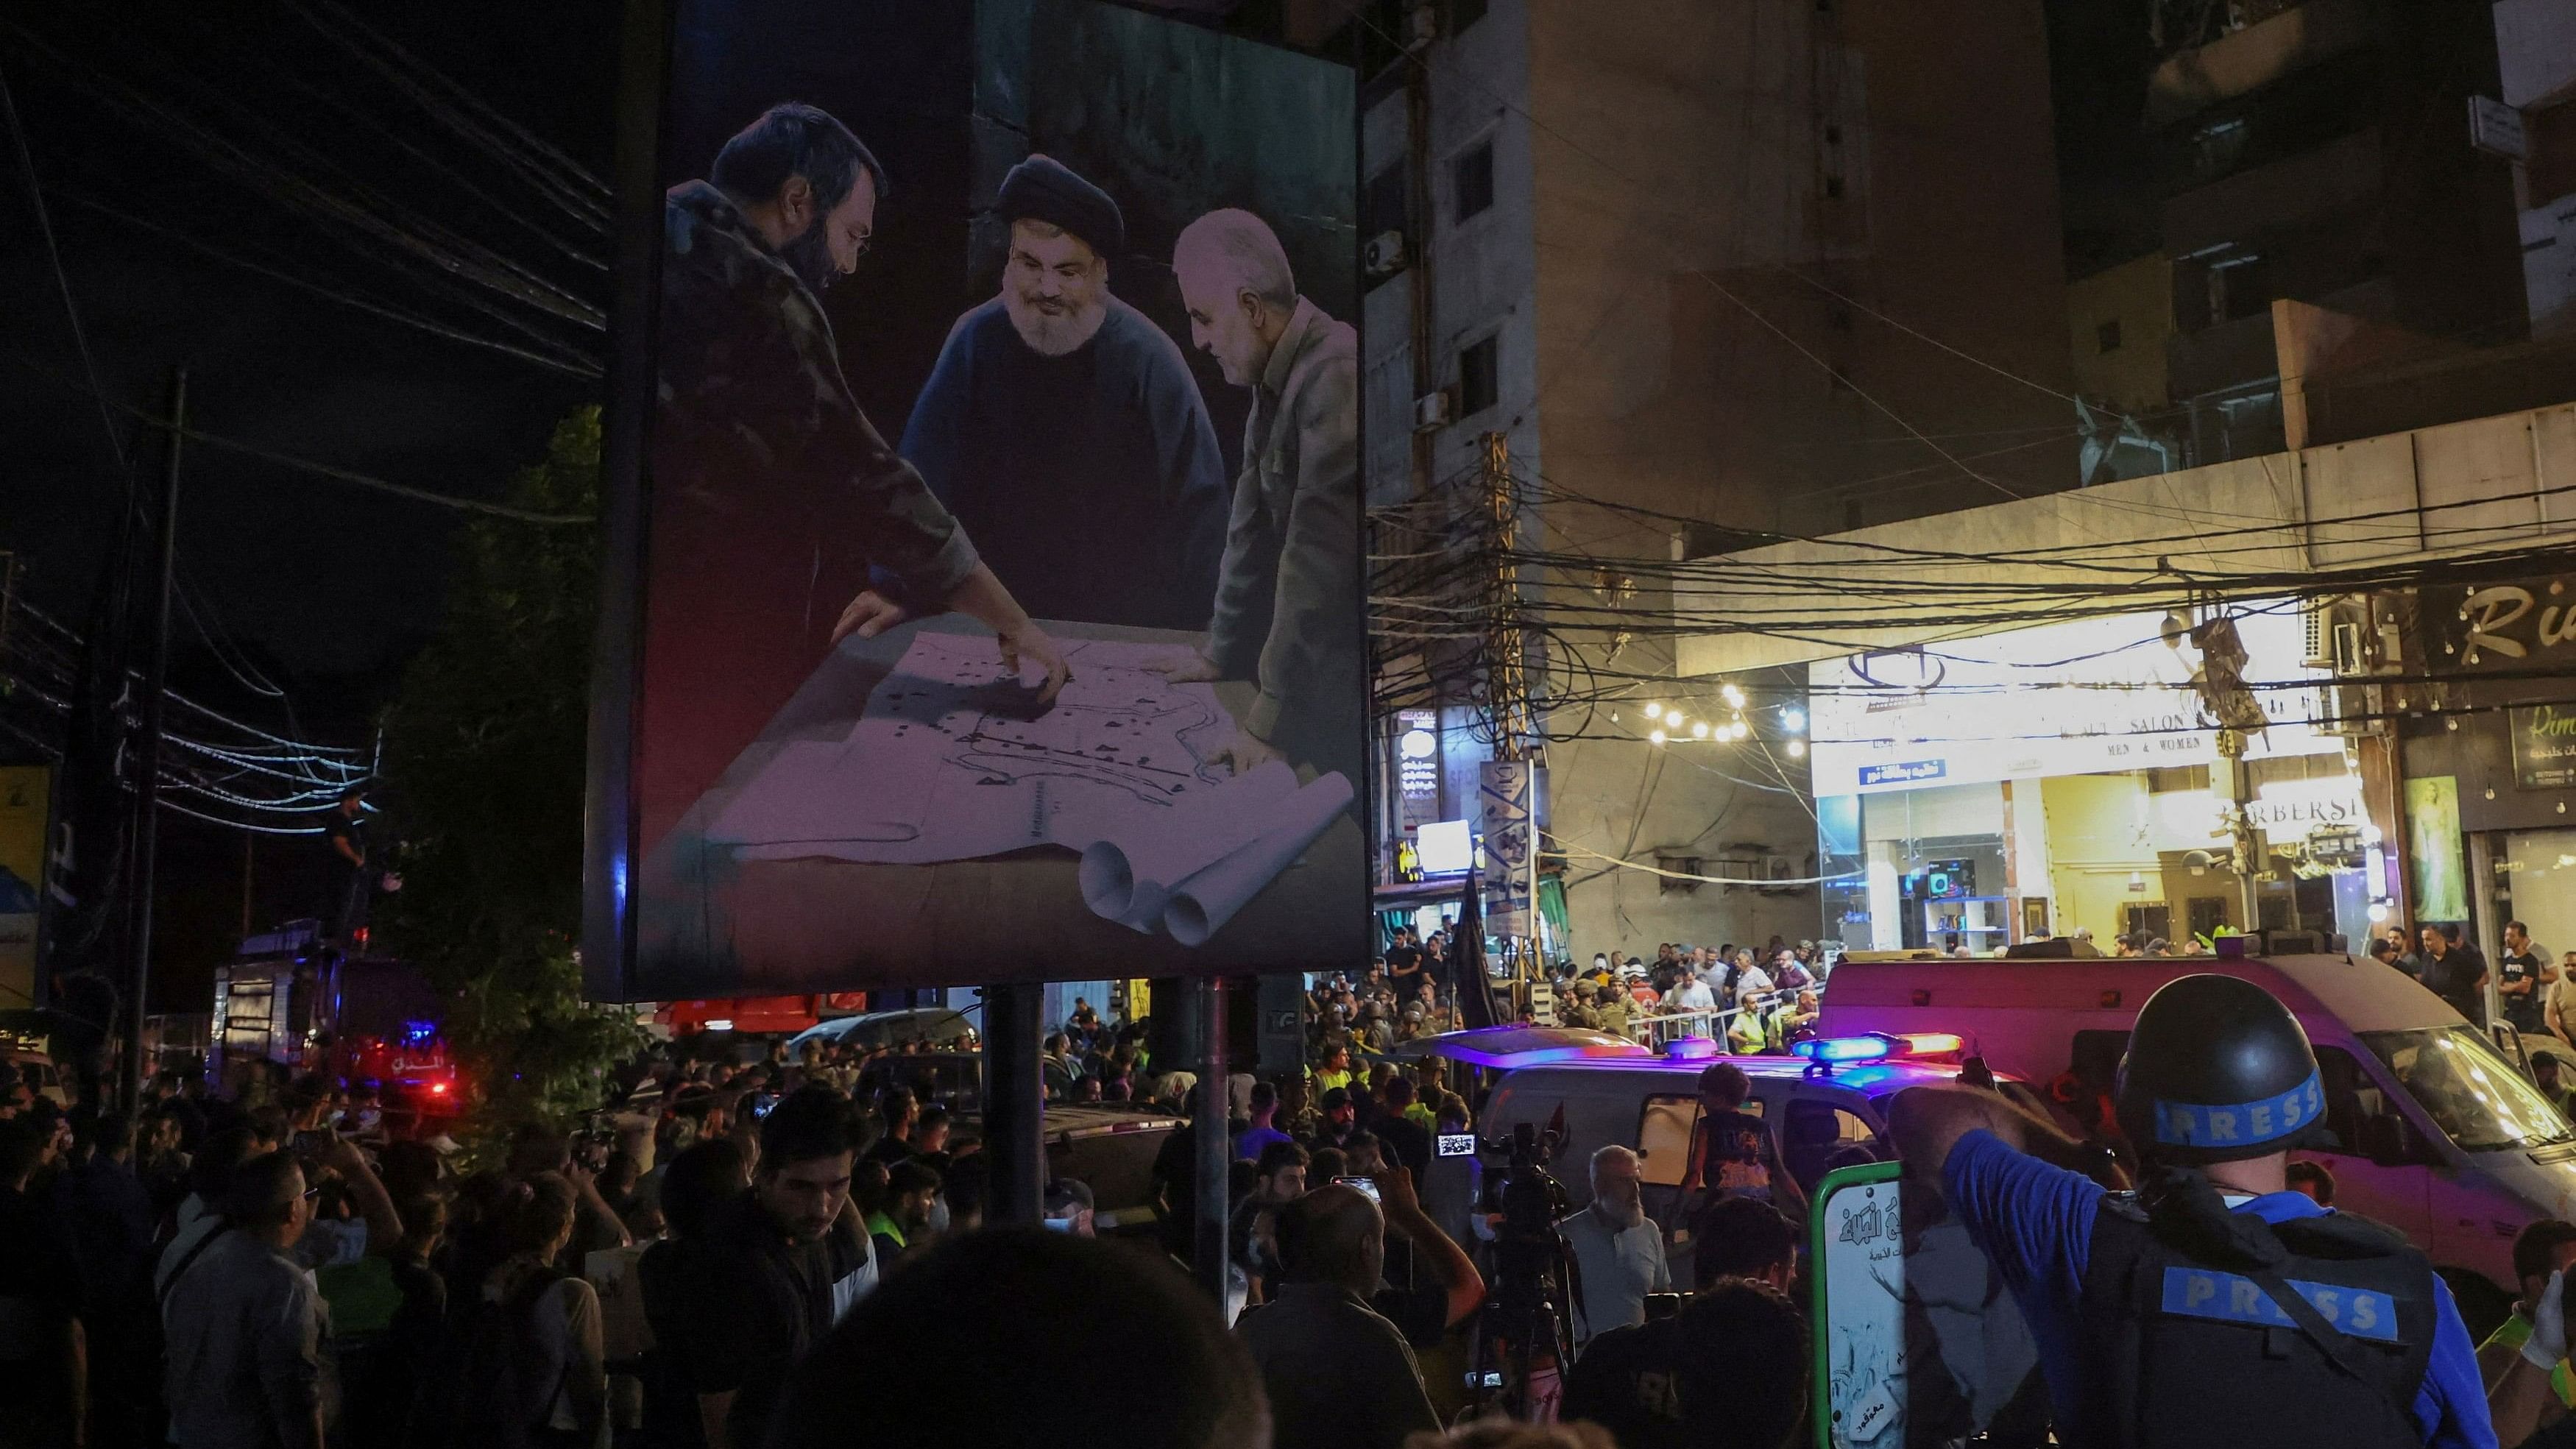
1808;603;2381;952
2396;573;2576;968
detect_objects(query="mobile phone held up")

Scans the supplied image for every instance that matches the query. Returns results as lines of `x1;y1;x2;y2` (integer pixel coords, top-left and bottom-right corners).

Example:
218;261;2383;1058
1437;1133;1477;1158
1334;1175;1380;1204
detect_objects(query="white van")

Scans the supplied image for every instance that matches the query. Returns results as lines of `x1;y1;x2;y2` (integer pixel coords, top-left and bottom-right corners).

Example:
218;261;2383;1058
1462;1032;1972;1229
1819;952;2576;1321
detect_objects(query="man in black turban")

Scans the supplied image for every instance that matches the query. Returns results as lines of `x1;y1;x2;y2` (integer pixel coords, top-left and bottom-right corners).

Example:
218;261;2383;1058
894;154;1228;631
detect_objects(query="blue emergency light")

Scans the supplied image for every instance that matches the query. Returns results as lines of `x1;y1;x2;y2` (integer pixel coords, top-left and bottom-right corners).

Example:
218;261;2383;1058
1791;1031;1966;1070
1794;1034;1897;1066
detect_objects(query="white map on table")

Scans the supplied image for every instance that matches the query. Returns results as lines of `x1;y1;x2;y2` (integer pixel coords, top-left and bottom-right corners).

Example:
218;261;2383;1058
707;634;1235;863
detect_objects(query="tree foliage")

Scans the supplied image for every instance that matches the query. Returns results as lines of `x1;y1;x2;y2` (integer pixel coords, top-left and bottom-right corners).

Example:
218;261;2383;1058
378;408;638;1145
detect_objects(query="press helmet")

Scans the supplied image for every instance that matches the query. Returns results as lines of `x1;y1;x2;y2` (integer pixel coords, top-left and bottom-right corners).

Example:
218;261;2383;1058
2114;974;2324;1164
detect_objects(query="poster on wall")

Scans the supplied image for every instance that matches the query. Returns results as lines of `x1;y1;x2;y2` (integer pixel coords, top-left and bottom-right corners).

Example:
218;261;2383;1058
2406;775;2469;923
1479;759;1534;936
587;0;1365;998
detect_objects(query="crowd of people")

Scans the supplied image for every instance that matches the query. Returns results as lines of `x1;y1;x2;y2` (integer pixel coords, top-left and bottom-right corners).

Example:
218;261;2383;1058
33;915;2576;1449
1546;939;1829;1055
0;1030;1066;1449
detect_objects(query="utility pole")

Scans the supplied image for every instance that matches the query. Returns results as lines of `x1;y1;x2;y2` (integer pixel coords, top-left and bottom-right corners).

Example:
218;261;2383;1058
124;366;183;1113
980;982;1044;1225
1404;34;1437;496
1193;977;1229;1300
1482;430;1544;971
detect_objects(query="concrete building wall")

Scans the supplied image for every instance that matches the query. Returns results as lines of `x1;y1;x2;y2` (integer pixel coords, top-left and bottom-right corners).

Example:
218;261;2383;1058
1521;0;2076;549
1362;0;2073;955
1674;400;2576;677
1548;734;1819;958
2070;254;2177;413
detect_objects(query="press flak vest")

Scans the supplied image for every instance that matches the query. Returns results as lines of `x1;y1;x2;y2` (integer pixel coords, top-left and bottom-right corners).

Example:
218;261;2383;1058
2064;1194;2438;1449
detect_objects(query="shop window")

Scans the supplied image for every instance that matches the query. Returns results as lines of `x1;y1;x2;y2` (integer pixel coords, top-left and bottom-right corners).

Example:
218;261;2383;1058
2123;904;2171;941
2187;897;2230;940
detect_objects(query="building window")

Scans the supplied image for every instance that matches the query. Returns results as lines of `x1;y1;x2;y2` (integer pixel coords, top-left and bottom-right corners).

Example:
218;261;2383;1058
1450;0;1487;33
1458;334;1499;418
1364;162;1409;247
1454;140;1494;223
2097;319;2123;353
2208;254;2271;323
1363;162;1409;289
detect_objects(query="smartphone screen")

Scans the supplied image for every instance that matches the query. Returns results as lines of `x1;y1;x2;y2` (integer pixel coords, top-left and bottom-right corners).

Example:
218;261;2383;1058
1437;1133;1476;1158
1334;1175;1381;1205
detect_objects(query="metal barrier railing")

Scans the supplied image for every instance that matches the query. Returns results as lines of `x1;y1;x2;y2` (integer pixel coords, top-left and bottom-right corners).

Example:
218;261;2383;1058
1579;990;1806;1051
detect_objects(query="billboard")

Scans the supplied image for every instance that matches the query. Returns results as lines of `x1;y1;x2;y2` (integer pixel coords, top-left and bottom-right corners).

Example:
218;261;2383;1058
587;0;1366;997
0;765;46;1010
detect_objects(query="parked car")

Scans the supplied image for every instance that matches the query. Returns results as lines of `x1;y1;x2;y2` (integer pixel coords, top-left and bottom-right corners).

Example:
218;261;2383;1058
5;1046;66;1107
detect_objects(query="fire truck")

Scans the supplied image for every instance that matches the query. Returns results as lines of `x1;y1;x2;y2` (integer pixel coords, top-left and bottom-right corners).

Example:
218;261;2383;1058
212;920;459;1113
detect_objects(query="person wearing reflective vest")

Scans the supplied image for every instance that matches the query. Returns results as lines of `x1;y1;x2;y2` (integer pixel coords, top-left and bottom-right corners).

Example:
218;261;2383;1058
1890;974;2497;1449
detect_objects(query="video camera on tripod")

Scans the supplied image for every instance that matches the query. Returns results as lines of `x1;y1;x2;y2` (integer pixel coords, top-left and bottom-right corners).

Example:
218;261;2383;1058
1464;1119;1580;1417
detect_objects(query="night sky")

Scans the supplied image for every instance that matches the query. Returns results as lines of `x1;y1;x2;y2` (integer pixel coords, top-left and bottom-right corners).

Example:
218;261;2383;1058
1;0;618;681
1;0;619;996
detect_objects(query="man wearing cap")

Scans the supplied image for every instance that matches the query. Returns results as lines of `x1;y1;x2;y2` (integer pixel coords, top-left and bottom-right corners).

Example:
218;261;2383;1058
1144;208;1362;779
1889;974;2494;1448
899;154;1228;632
655;103;1069;812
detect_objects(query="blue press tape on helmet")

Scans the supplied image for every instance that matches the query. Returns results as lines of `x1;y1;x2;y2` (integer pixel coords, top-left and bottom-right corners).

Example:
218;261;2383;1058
2150;1070;2325;1149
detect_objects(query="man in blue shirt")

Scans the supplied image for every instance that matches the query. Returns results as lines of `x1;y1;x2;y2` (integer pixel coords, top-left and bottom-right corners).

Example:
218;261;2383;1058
1890;974;2495;1449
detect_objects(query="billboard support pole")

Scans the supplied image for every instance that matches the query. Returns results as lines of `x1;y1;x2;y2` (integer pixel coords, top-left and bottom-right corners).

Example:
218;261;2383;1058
124;365;185;1114
982;981;1044;1225
1194;976;1230;1300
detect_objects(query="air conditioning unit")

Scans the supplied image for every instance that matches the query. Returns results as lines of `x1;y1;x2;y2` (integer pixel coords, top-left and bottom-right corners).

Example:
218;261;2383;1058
2318;681;2385;738
1408;2;1439;47
1413;389;1454;433
1363;230;1406;277
1655;854;1701;896
2330;620;2366;677
2301;601;2332;669
1756;855;1805;894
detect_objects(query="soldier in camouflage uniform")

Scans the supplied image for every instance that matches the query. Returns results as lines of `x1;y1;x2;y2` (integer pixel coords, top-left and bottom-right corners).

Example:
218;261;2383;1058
1592;982;1635;1041
657;102;1068;697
